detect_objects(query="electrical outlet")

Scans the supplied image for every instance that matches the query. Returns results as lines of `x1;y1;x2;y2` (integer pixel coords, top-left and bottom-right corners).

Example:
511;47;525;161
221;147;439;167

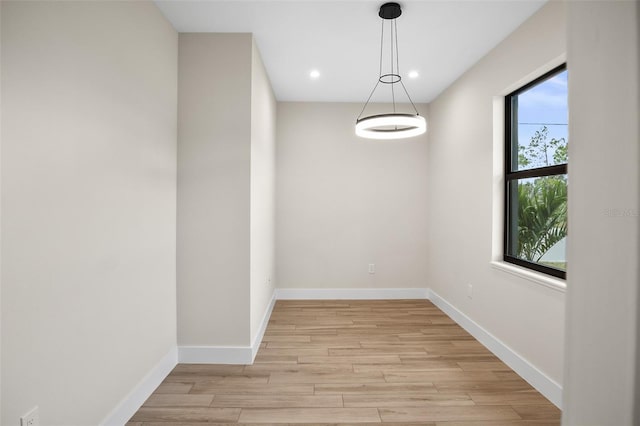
467;284;473;299
20;407;39;426
368;264;375;274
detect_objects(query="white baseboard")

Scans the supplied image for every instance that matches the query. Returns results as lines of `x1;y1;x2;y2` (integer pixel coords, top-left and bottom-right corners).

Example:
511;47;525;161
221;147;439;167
178;345;253;364
275;287;429;300
178;288;428;364
427;289;563;408
100;346;178;426
179;291;277;365
251;292;276;361
104;287;562;425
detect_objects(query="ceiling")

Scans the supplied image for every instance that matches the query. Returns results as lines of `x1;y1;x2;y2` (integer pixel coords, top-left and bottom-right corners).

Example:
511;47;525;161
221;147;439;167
155;0;546;103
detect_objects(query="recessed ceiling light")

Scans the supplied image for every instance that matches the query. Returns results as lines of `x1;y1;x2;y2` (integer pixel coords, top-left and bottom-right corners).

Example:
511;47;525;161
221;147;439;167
309;70;320;79
408;70;419;79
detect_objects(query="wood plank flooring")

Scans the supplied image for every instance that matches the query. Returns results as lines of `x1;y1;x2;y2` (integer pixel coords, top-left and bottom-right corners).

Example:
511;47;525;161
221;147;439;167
128;299;560;424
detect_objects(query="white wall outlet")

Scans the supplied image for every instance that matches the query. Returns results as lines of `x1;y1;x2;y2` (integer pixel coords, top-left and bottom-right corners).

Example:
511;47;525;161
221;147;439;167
368;263;375;274
20;407;39;426
467;283;473;299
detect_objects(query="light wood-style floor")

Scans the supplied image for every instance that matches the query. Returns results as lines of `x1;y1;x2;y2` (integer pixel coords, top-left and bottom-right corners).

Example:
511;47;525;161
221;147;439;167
128;299;560;424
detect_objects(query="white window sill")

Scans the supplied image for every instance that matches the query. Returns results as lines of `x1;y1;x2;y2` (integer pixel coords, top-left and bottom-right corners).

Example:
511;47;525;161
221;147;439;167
490;261;566;292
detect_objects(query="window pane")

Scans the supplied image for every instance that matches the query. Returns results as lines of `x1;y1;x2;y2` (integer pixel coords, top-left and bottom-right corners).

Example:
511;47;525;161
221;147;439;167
511;70;568;171
507;175;567;271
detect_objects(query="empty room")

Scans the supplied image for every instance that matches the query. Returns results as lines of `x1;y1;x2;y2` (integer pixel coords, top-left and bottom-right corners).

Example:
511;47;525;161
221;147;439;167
1;0;638;425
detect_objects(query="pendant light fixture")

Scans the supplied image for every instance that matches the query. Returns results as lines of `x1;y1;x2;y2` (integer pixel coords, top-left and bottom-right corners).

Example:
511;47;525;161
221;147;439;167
356;2;426;140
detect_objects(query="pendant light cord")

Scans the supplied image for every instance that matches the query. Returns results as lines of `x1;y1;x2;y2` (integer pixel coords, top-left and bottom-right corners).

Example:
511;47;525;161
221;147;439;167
390;18;396;114
393;19;420;115
379;19;384;77
357;7;421;121
357;82;381;121
401;79;420;115
394;18;419;116
357;19;385;121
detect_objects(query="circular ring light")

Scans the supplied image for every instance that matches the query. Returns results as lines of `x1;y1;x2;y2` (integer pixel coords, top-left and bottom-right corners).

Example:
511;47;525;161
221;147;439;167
379;73;402;84
355;113;426;140
356;3;426;140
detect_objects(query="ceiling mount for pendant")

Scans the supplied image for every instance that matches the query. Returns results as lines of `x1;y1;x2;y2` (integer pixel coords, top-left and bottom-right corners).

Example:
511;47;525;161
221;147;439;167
356;2;426;140
379;2;401;19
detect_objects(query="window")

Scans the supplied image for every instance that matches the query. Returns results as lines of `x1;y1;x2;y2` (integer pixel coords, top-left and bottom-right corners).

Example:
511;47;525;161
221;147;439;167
504;64;568;279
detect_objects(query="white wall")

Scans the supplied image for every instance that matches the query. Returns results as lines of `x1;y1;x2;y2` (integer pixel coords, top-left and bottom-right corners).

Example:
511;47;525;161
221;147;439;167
177;33;252;347
276;102;429;290
426;0;566;390
250;40;276;341
1;1;177;424
563;1;639;424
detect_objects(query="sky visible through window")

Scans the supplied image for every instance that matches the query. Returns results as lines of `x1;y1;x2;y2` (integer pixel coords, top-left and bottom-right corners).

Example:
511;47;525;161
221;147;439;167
509;69;568;274
517;70;568;164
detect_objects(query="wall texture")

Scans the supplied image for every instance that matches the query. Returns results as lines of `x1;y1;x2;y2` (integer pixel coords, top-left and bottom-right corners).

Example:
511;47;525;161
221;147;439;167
563;1;640;423
250;40;276;342
1;1;177;424
177;33;252;347
425;1;566;388
276;102;429;290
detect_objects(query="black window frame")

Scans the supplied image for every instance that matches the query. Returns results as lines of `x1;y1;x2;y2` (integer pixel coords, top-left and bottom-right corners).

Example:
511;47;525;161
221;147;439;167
504;63;567;280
